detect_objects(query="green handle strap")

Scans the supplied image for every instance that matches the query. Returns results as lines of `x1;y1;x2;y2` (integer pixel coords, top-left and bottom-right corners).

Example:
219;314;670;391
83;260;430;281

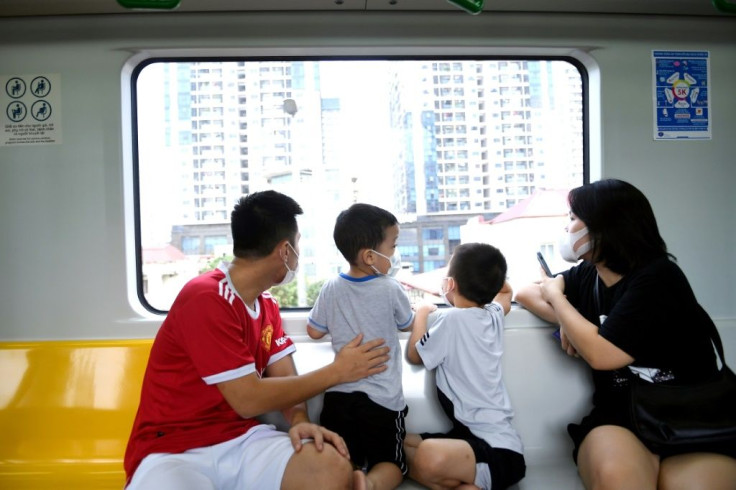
447;0;485;15
117;0;180;9
712;0;736;13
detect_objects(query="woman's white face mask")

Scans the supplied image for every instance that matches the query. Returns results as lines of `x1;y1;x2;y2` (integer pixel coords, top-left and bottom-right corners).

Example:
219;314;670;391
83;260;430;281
558;226;592;263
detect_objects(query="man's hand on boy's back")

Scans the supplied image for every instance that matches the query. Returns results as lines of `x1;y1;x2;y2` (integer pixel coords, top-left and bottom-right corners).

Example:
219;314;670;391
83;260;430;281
332;334;390;383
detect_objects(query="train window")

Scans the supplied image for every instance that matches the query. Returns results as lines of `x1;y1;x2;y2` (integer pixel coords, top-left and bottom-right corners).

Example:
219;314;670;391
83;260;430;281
133;57;586;313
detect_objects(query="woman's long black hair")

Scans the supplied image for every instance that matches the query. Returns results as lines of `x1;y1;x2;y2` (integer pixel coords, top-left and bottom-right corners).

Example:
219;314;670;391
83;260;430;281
568;179;671;275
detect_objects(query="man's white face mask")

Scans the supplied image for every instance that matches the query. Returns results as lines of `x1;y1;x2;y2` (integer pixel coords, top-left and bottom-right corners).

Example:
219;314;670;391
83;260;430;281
558;226;592;263
274;242;299;286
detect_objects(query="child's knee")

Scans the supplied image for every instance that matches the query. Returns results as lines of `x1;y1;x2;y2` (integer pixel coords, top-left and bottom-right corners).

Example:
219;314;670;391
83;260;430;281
413;442;448;477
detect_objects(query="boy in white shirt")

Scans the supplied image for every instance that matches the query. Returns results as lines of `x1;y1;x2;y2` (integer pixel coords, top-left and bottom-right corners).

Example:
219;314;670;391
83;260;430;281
406;243;526;490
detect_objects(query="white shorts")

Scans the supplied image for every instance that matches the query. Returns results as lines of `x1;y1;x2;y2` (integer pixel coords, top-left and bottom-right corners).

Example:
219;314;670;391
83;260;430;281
126;424;295;490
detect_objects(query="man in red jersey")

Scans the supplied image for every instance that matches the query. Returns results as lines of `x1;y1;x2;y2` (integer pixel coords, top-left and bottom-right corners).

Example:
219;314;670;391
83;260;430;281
125;190;389;490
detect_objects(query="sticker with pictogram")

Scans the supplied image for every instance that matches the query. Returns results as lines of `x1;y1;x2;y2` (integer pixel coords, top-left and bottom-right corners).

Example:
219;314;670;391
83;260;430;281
1;73;62;146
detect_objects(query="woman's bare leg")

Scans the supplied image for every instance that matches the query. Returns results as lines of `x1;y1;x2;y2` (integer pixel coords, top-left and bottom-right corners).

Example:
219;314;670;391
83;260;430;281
659;452;736;490
577;425;659;490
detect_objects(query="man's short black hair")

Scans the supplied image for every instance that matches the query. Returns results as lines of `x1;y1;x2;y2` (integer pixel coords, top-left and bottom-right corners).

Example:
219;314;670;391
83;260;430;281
333;203;398;265
231;190;303;259
448;243;507;305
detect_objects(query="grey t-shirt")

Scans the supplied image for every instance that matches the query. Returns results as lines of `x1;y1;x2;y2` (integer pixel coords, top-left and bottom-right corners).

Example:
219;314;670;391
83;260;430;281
308;273;414;410
416;303;523;453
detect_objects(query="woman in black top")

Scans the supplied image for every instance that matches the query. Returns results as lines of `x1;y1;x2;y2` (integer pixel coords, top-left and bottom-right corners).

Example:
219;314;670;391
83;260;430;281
516;179;736;489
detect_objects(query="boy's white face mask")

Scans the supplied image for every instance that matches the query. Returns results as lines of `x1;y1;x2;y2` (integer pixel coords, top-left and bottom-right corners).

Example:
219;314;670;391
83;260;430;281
558;226;592;263
439;277;454;307
370;249;402;277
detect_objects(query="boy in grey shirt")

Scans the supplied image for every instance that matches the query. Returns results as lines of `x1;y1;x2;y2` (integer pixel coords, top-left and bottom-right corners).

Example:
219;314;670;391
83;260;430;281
308;203;414;490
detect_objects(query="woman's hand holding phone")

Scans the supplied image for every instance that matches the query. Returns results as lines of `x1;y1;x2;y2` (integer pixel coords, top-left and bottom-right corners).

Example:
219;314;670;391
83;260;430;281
536;251;553;278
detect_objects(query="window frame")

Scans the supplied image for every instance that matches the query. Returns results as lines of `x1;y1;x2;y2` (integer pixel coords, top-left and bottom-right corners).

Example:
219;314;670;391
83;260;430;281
124;48;594;316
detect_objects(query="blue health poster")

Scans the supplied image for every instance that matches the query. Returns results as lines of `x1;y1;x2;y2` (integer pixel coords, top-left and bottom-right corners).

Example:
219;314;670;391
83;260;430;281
652;50;710;140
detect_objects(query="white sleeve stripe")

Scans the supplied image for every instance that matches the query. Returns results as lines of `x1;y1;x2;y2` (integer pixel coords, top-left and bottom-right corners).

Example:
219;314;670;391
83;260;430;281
218;277;236;304
268;345;296;365
203;363;256;385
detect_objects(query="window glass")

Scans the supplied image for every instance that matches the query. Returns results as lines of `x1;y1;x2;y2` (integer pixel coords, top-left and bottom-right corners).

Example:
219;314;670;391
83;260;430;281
423;228;444;241
135;57;585;312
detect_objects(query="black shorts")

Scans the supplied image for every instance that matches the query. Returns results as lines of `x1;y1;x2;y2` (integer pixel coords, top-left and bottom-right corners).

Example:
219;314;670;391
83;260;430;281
420;430;526;490
320;391;408;474
568;404;736;463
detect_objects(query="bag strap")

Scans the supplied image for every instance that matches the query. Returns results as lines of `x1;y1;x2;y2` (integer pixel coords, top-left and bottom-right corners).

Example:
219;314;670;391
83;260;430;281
703;311;728;368
593;273;601;315
594;273;728;369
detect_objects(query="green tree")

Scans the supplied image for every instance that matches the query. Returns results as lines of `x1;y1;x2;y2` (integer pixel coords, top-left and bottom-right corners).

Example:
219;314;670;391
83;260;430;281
200;256;323;308
307;279;325;306
269;281;298;307
200;254;233;274
271;279;325;308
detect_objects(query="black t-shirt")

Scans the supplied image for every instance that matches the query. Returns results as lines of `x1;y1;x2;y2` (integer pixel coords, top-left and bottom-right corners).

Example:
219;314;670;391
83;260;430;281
561;257;718;408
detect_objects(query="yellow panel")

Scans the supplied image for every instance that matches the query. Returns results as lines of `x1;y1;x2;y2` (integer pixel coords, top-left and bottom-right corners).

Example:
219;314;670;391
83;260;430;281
0;339;153;489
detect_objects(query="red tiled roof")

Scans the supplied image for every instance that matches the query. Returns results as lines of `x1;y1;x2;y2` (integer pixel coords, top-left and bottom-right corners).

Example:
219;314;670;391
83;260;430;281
396;267;447;295
143;245;187;263
490;189;570;224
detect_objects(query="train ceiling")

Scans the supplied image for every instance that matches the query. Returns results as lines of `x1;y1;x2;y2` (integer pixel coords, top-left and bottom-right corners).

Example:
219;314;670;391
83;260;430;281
0;0;733;17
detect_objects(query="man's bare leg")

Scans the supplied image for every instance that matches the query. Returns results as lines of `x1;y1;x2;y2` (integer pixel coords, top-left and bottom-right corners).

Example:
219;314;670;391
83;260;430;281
281;442;354;490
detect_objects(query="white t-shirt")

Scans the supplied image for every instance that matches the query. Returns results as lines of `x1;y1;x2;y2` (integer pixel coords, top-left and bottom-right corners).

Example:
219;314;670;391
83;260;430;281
416;302;523;453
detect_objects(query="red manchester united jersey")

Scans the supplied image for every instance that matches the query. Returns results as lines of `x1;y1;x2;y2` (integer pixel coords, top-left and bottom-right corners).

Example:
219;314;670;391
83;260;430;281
124;263;295;482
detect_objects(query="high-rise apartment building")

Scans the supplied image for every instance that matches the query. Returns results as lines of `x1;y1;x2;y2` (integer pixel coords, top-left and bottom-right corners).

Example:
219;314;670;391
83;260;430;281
147;61;350;292
389;60;582;216
385;59;582;273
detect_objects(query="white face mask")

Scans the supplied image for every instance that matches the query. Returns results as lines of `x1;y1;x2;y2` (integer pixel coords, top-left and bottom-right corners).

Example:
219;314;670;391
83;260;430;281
558;226;592;263
439;277;454;307
370;249;402;277
274;242;299;286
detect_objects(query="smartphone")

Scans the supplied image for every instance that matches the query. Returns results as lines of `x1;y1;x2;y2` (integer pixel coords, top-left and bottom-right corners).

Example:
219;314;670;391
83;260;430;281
536;252;553;278
535;252;559;341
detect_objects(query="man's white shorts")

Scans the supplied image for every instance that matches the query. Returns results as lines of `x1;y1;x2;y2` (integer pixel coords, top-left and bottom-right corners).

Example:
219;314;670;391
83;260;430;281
126;424;295;490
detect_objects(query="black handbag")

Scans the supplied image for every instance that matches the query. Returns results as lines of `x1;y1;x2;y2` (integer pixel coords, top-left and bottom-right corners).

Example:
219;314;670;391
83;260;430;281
628;320;736;454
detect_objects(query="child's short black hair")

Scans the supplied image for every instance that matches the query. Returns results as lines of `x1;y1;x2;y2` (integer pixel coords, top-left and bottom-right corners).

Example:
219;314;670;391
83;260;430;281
448;243;507;305
333;203;398;265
